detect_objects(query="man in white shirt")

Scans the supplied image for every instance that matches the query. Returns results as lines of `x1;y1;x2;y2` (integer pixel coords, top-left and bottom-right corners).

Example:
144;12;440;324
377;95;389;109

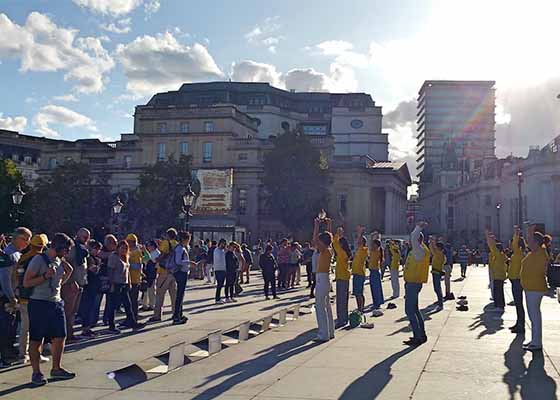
213;239;227;304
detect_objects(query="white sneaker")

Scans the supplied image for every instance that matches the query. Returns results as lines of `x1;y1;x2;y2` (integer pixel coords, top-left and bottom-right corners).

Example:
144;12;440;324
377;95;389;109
40;355;50;363
18;355;30;364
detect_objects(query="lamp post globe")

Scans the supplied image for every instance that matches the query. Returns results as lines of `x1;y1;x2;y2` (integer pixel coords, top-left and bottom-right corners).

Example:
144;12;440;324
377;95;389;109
11;184;25;225
182;184;196;231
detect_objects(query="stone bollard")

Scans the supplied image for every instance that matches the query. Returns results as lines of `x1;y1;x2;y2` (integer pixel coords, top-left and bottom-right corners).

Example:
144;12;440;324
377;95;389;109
278;308;287;325
208;330;222;355
238;320;251;341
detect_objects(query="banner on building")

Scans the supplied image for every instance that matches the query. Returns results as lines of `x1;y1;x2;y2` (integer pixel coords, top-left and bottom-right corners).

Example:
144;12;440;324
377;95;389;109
192;169;233;214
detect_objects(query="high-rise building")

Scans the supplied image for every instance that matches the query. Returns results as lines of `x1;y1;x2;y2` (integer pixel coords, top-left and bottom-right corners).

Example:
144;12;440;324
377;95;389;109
417;80;496;234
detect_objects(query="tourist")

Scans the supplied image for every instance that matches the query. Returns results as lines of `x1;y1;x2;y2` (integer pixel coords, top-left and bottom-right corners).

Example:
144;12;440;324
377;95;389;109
205;240;216;284
213;239;227;304
332;226;351;328
232;243;245;294
141;240;159;311
80;240;102;337
368;234;384;315
352;234;369;313
302;242;314;290
457;245;469;278
62;228;90;342
382;240;392;280
486;230;507;312
277;239;291;289
16;233;50;364
443;242;455;300
172;231;195;325
98;235;117;326
1;227;32;367
313;217;335;342
241;244;253;284
521;225;549;351
23;233;75;386
389;240;401;298
288;242;301;289
150;229;178;322
509;226;526;334
106;241;144;333
259;245;279;300
428;236;446;311
126;233;144;320
225;242;240;302
403;222;430;346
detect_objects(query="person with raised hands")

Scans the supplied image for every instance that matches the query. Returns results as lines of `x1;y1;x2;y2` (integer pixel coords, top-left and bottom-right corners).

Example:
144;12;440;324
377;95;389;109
508;225;526;334
332;226;351;328
485;230;508;312
428;236;446;311
368;232;384;316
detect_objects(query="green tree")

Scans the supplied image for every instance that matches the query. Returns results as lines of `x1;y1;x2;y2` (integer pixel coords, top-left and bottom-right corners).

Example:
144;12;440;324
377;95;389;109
128;155;194;237
30;161;112;235
263;130;330;236
0;159;29;233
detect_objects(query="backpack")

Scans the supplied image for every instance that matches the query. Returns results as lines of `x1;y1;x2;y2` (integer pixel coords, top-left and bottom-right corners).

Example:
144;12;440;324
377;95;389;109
17;253;51;299
349;309;366;329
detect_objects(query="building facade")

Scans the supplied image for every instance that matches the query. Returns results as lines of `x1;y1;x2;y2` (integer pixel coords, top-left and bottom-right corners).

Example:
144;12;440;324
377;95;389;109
1;82;411;241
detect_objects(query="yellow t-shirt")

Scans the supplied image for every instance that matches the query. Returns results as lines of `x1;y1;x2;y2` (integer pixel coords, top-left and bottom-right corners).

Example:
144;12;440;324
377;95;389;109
404;244;431;284
368;248;382;270
157;239;178;274
129;247;143;284
520;246;549;292
317;248;333;273
489;242;508;280
332;235;351;280
509;233;523;280
390;244;401;270
352;246;369;276
430;246;446;273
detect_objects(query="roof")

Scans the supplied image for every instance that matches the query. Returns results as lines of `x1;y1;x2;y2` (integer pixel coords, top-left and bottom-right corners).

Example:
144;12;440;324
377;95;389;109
419;80;496;94
366;159;412;184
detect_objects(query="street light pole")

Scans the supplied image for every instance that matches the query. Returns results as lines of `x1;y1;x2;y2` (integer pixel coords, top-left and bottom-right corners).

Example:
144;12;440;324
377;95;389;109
182;184;196;232
11;184;25;226
517;171;523;227
496;203;501;242
112;196;123;238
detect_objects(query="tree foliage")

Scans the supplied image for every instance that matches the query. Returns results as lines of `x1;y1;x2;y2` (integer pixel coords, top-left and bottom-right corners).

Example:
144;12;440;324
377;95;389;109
263;131;330;235
0;159;29;233
127;155;194;237
30;161;112;236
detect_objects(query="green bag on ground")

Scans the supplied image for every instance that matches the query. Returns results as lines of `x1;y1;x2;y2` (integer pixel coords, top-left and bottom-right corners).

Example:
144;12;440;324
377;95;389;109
349;310;365;329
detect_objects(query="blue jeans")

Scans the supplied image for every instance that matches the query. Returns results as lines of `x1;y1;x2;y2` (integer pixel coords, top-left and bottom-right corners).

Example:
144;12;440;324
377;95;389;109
510;279;525;328
405;282;425;339
432;272;443;307
369;269;384;308
173;271;188;321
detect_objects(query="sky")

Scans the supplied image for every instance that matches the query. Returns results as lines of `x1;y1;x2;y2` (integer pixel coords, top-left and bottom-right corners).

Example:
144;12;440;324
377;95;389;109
1;0;560;180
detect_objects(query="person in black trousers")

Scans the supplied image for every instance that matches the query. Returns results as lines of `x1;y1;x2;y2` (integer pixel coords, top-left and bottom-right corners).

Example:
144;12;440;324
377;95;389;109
225;243;239;303
259;245;279;300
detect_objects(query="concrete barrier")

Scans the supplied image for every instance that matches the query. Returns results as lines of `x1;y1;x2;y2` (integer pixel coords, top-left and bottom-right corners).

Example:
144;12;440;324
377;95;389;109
189;329;222;358
278;308;287;325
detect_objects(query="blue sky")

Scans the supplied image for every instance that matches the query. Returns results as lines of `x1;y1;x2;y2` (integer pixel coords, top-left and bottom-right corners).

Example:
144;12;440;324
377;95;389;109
1;0;559;171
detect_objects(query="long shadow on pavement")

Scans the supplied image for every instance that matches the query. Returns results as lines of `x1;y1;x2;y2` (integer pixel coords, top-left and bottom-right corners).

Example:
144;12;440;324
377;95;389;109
190;329;321;399
503;335;558;400
468;303;504;339
338;347;416;399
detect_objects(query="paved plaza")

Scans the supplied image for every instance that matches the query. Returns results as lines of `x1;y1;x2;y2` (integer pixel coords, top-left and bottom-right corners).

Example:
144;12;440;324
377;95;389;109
0;266;559;400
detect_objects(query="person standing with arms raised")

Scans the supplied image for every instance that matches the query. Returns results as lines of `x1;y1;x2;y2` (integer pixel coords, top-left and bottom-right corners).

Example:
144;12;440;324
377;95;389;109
403;222;430;347
486;230;508;312
509;226;526;334
332;226;351;328
429;236;446;312
313;215;334;342
368;233;384;315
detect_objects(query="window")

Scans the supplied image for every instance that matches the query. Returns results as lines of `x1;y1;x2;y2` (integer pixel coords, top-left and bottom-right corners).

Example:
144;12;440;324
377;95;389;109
238;153;248;161
203;142;213;163
24;156;32;164
157;122;167;133
302;125;327;135
48;158;57;169
180;122;189;133
204;121;214;132
180;142;189;155
238;189;248;215
338;194;347;216
11;154;19;162
157;143;166;161
124;155;132;168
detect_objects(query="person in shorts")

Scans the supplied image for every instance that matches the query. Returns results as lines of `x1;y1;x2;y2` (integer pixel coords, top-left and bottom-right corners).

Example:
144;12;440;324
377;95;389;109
23;233;75;386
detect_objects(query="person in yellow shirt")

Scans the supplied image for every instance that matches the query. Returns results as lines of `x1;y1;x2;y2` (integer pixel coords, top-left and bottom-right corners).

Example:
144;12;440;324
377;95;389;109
508;226;526;334
352;235;369;313
332;227;351;328
149;228;178;322
126;234;144;321
312;216;334;342
403;221;430;346
429;236;446;311
485;230;508;312
520;225;549;351
368;233;384;314
389;241;401;298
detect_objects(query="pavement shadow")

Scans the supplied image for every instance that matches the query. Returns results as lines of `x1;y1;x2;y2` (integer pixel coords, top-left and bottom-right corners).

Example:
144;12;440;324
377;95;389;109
259;294;310;311
468;304;504;339
0;382;35;397
387;304;440;337
189;329;320;399
503;335;558;400
338;347;416;399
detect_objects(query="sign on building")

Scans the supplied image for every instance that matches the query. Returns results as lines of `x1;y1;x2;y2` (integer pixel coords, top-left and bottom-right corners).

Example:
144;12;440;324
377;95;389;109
192;169;233;214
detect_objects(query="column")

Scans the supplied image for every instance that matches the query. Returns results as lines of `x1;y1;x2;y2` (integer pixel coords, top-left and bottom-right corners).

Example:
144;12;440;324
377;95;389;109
385;189;394;235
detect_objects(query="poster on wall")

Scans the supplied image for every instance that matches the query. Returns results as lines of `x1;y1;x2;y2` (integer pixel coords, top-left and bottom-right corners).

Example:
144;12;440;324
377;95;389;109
192;169;233;214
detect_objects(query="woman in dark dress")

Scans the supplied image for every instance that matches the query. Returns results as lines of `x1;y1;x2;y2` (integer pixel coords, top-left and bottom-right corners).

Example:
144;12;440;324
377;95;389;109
259;245;279;300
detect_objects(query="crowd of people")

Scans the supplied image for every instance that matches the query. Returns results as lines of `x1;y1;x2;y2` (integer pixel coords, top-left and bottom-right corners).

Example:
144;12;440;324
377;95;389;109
0;217;556;386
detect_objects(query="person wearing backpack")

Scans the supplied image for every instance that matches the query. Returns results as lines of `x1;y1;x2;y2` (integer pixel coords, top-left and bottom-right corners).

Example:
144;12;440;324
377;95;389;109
15;233;50;364
150;228;178;322
0;227;32;368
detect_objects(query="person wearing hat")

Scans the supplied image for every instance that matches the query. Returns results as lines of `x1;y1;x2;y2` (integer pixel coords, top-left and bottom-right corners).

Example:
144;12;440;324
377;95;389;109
16;234;50;364
126;233;144;321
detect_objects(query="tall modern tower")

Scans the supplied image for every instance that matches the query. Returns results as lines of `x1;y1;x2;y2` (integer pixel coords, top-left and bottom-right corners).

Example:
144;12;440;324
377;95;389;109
417;80;496;234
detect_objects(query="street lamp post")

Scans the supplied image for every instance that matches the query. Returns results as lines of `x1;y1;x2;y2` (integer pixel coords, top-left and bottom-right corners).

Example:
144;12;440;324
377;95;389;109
182;184;196;232
11;184;25;225
517;171;523;226
112;196;123;237
496;203;502;242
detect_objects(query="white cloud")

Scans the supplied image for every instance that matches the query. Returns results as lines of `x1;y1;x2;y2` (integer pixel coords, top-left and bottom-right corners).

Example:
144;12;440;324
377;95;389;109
245;16;283;53
89;132;118;142
230;60;282;87
52;94;78;102
0;113;27;132
33;105;97;137
72;0;142;16
315;40;369;68
144;0;160;16
0;12;114;94
383;100;418;178
100;18;131;34
115;31;224;96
